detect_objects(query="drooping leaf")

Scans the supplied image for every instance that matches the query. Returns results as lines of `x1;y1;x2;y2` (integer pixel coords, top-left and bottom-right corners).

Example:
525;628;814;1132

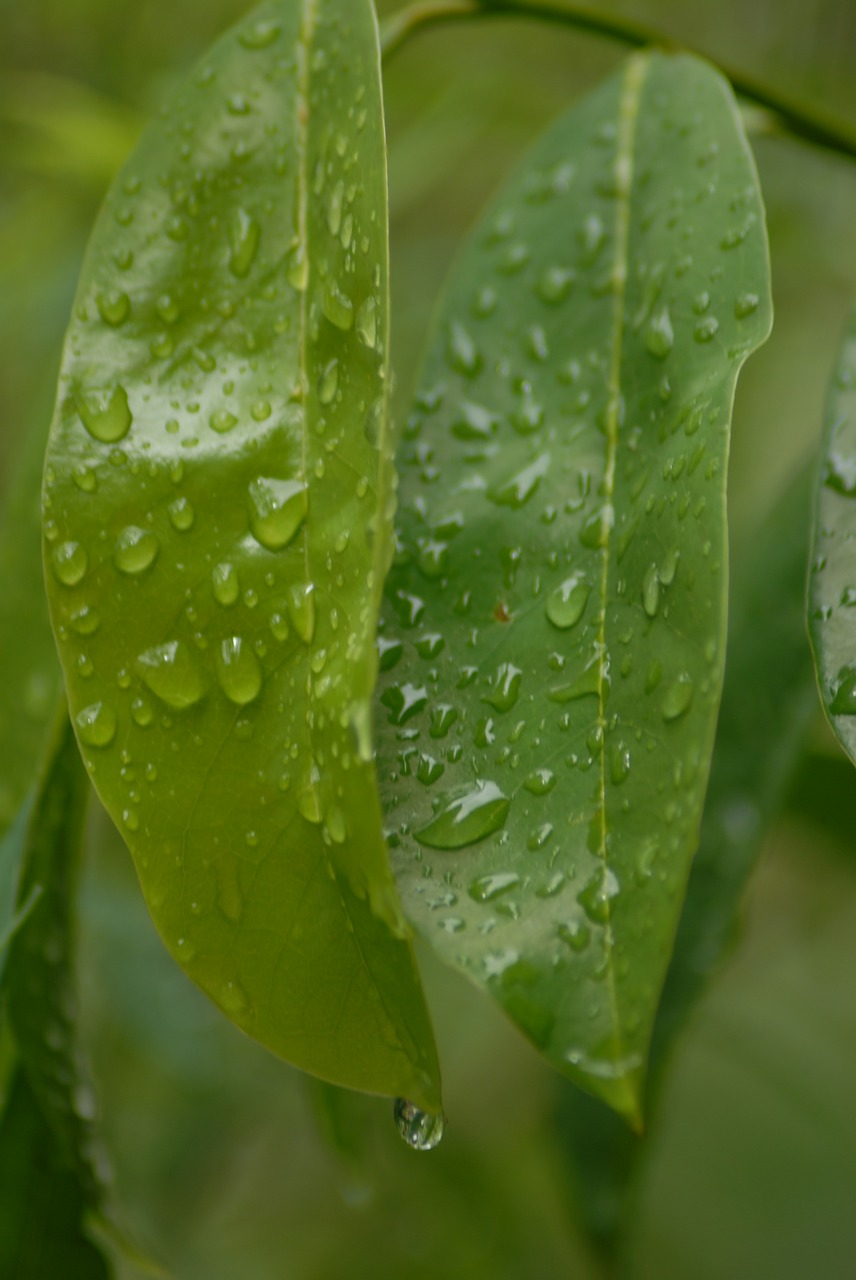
42;0;440;1109
809;305;856;765
377;51;771;1120
557;471;819;1260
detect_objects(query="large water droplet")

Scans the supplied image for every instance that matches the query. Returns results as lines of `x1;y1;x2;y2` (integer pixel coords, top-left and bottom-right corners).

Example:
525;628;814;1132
546;574;590;629
114;526;159;575
248;477;308;550
217;637;263;705
393;1098;445;1151
76;385;132;443
415;780;510;850
138;641;206;710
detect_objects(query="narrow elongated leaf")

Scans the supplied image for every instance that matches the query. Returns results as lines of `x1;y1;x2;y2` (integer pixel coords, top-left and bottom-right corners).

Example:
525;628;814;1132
809;306;856;764
42;1;440;1108
0;711;111;1277
378;52;771;1119
557;471;819;1259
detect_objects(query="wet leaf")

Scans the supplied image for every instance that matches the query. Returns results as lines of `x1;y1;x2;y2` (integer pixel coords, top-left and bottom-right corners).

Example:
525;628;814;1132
42;0;440;1108
556;471;819;1259
377;52;771;1120
809;305;856;765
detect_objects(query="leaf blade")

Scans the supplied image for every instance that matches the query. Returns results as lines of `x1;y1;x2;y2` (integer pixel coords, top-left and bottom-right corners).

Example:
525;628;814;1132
378;51;771;1118
43;0;439;1108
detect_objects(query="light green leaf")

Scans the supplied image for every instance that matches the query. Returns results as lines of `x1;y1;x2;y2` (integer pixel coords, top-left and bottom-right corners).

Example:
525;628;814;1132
42;0;440;1109
809;305;856;764
377;51;771;1120
557;471;819;1260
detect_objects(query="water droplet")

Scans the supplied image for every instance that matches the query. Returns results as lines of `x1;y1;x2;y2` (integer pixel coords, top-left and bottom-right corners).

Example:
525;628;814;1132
558;920;590;951
451;401;497;441
323;279;354;330
483;663;522;712
415;780;510;850
661;673;694;721
381;682;428;726
490;454;550;509
546;574;590;629
229;208;260;278
537;266;574;305
286;241;309;292
220;979;249;1016
96;288;130;327
735;292;759;319
75;701;117;748
76;385;132;443
318;358;339;404
238;19;281;48
417;754;444;786
468;871;520;902
287;583;315;643
252;399;272;422
356;296;378;349
212;562;239;606
577;867;620;924
645;307;674;359
326;179;345;237
527;822;554;850
169;496;195;531
824;452;856;496
114;526;159;575
216;637;263;705
51;541;88;586
68;604;100;635
130;697;154;727
429;704;457;738
248;477;308;550
210;409;238;434
393;1098;445;1151
641;565;659;618
694;316;719;344
610;742;631;784
448;321;481;377
831;664;856;715
523;768;556;796
138;641;206;710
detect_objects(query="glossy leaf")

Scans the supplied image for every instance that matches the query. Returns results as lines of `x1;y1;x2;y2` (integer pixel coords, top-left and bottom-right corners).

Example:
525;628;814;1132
557;471;819;1259
377;52;771;1119
42;0;440;1108
809;305;856;764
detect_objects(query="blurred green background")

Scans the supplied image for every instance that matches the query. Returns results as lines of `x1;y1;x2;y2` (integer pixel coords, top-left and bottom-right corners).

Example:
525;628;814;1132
3;1;856;1276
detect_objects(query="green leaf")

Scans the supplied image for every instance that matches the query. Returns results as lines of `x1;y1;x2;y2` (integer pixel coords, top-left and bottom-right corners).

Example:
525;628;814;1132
557;471;819;1260
0;1069;111;1280
809;305;856;763
42;0;440;1109
377;51;771;1120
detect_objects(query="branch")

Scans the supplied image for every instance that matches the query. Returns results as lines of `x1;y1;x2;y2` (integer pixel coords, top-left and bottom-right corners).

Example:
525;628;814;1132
380;0;856;165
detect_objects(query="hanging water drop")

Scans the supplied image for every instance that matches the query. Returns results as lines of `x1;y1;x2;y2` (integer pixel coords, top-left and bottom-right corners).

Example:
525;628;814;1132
393;1098;445;1151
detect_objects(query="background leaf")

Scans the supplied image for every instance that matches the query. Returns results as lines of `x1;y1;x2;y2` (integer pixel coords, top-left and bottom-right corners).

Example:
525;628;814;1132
377;50;771;1120
809;304;856;763
555;469;820;1263
42;0;440;1108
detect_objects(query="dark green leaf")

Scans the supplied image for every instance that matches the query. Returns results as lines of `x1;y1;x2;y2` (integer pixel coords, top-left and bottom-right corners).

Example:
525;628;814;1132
557;471;819;1260
42;0;439;1108
378;52;772;1120
0;1069;111;1280
809;305;856;763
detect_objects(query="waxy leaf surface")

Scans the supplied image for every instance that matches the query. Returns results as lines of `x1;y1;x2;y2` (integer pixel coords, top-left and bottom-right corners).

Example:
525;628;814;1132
809;306;856;765
42;0;440;1108
557;472;818;1258
377;52;771;1119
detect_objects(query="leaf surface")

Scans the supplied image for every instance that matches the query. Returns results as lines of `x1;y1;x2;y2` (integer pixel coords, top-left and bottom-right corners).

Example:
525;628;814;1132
557;471;819;1259
809;306;856;765
377;52;771;1119
42;0;440;1108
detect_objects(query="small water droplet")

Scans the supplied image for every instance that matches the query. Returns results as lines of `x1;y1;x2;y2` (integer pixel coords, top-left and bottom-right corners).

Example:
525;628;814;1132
75;701;117;748
318;358;339;404
138;641;206;710
447;321;481;377
287;582;315;643
483;663;522;712
558;920;591;951
248;476;308;550
577;867;620;924
393;1098;445;1151
286;241;309;292
831;664;856;715
645;307;674;359
523;768;556;796
51;541;88;586
546;574;590;629
217;637;263;705
734;292;759;319
641;564;660;618
238;19;281;48
468;871;520;902
114;526;159;575
169;496;195;531
693;316;719;344
356;296;378;349
96;288;130;327
229;208;260;278
415;780;510;850
661;673;694;721
210;409;238;434
323;279;354;331
212;562;239;606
